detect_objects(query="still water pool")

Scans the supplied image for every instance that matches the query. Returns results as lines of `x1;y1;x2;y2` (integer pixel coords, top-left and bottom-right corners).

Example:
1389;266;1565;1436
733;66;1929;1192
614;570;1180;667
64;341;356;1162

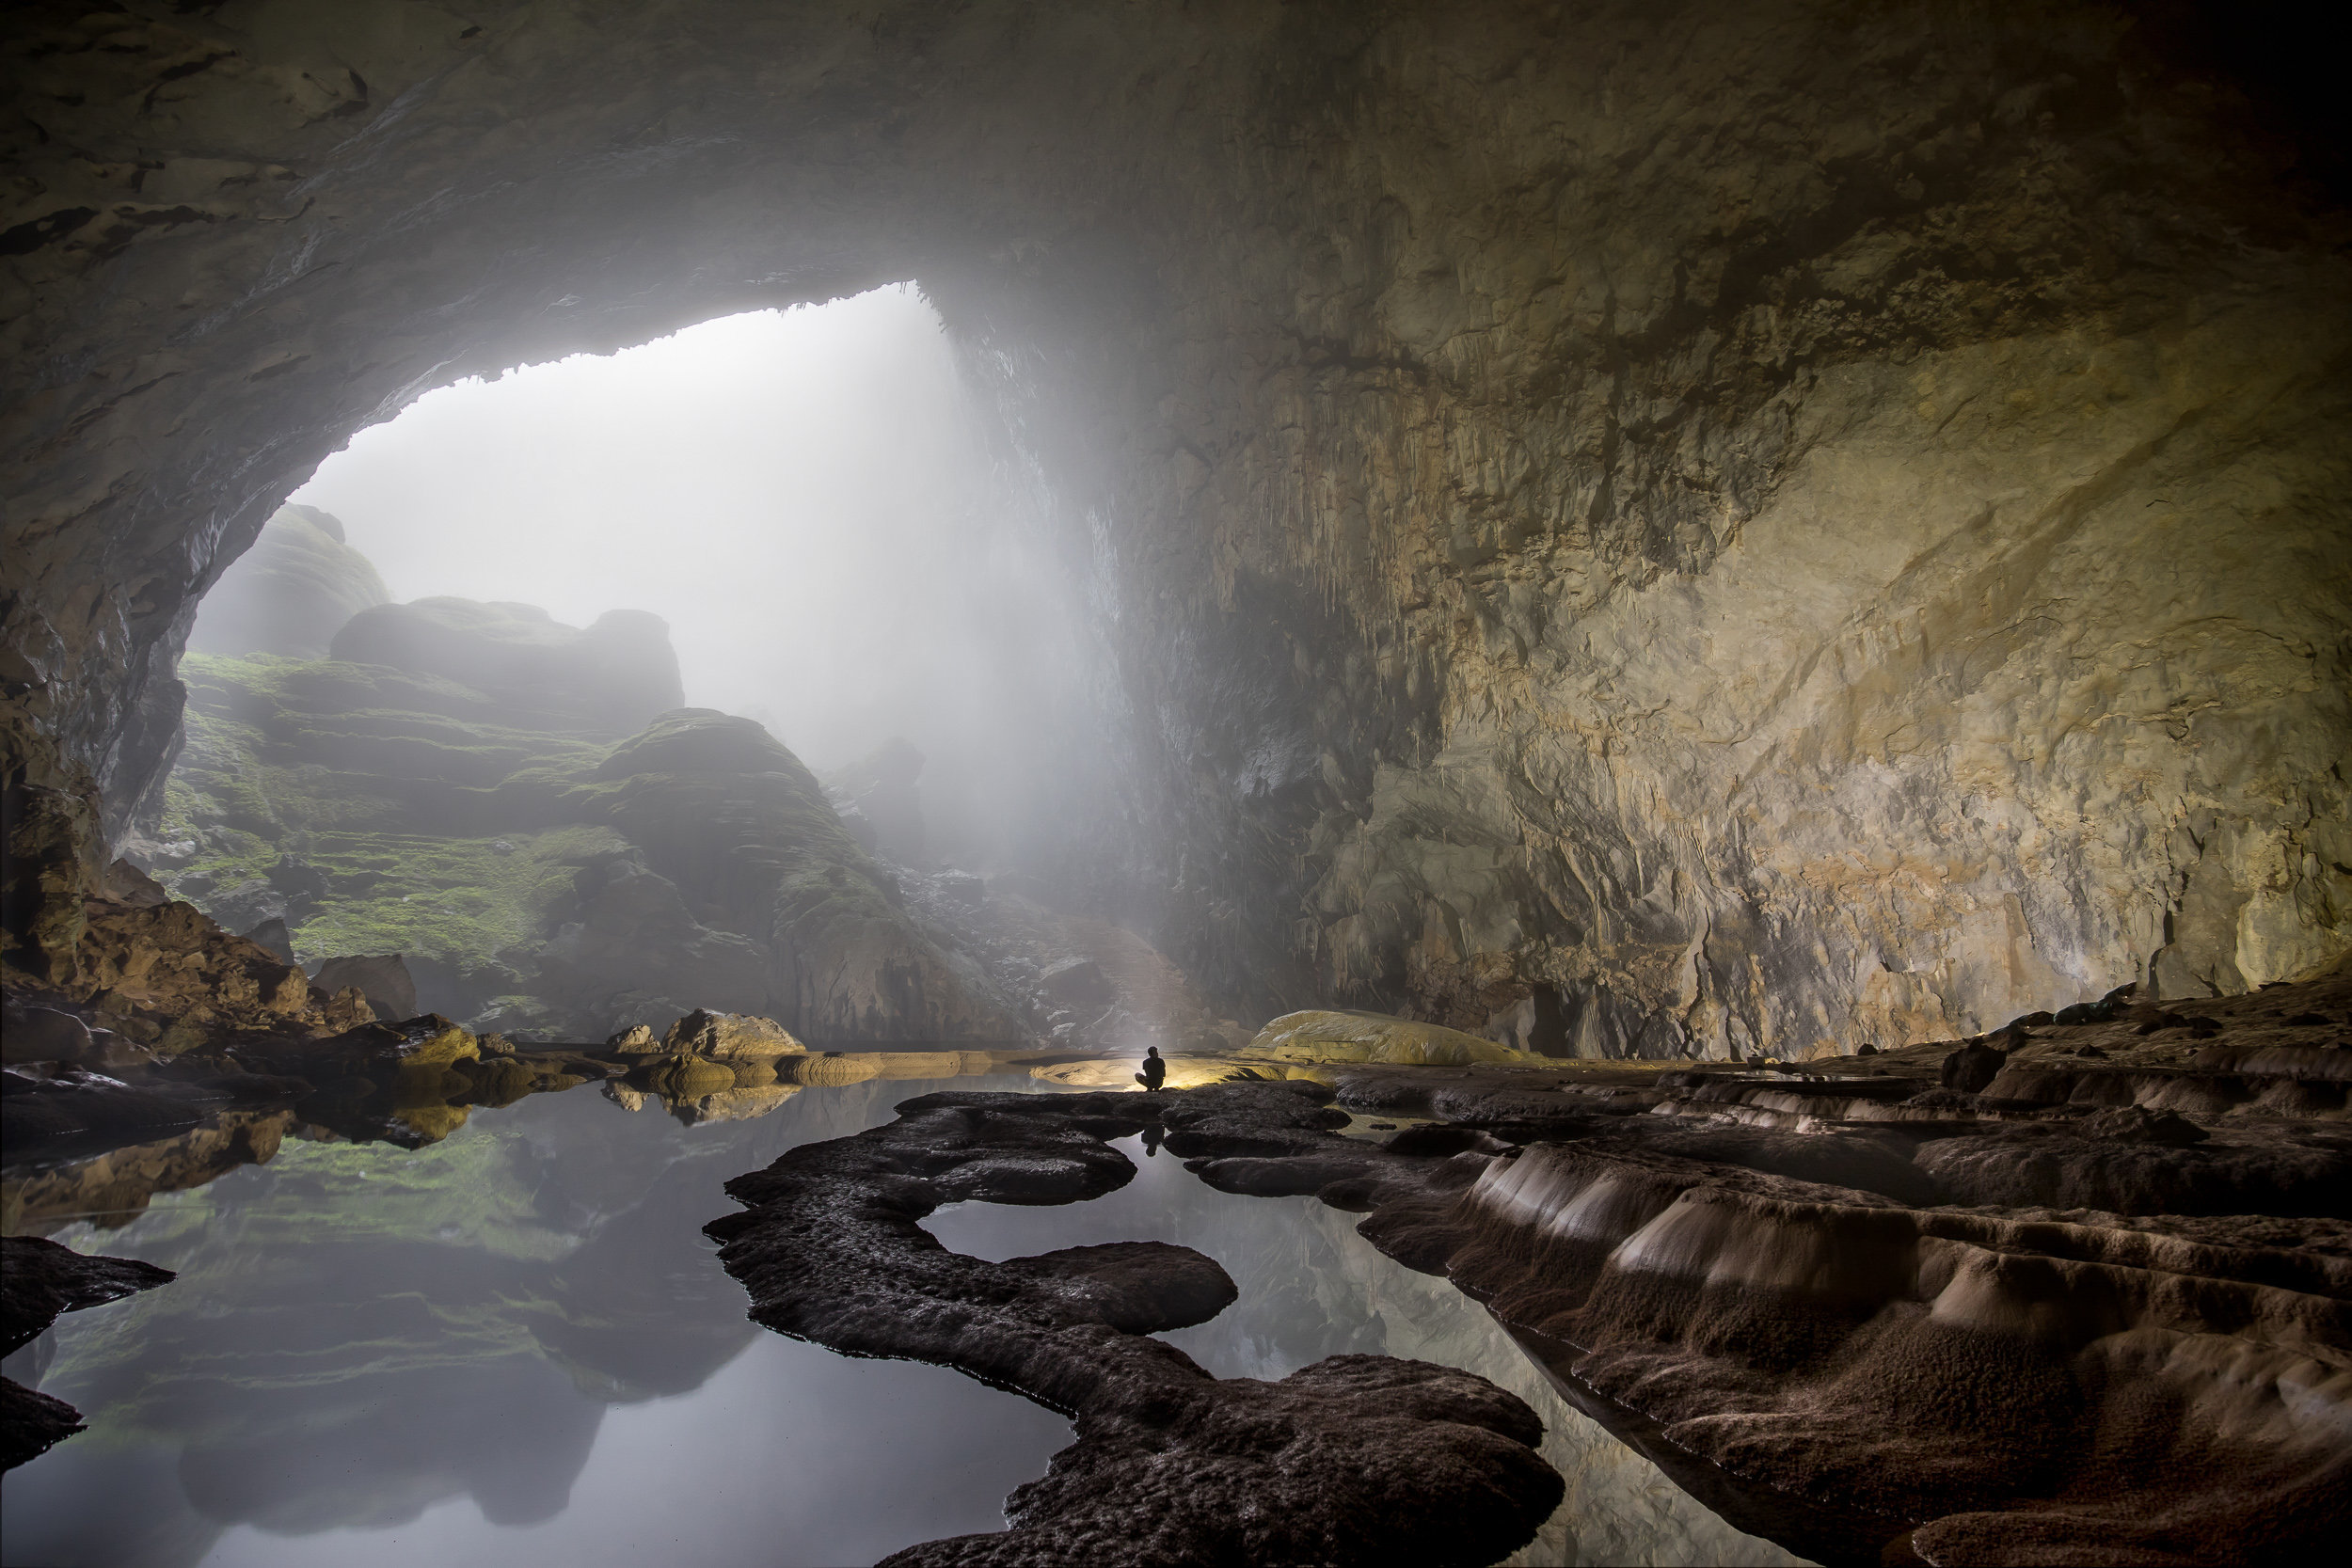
3;1074;1804;1567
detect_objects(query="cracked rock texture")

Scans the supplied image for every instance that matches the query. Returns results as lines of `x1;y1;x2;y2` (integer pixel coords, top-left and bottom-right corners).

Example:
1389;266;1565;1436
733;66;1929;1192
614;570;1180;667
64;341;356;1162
4;1;2348;1054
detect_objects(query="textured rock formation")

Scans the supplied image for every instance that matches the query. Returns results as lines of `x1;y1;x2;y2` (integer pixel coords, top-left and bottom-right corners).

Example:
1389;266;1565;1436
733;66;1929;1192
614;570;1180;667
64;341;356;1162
592;711;1018;1040
655;1007;804;1058
2;8;2346;1057
707;1087;1564;1566
1250;1008;1534;1067
1154;966;2352;1564
310;953;418;1022
184;506;388;661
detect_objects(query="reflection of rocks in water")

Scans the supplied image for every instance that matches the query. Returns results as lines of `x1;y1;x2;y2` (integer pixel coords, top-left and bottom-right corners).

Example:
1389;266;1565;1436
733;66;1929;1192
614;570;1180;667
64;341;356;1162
2;1110;295;1237
709;1086;1565;1567
173;1337;606;1532
930;1126;1797;1567
8;1074;1030;1553
1;1236;176;1471
617;1047;1017;1125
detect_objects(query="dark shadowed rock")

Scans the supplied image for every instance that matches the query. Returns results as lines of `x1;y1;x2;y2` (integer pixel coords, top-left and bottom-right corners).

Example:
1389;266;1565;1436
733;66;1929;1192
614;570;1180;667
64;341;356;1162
1913;1122;2351;1215
240;916;297;966
1039;957;1114;1007
1940;1039;2009;1093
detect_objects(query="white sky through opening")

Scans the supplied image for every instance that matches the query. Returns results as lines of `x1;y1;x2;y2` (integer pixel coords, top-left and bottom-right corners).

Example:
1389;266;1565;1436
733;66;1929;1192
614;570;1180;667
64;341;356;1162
291;284;1011;774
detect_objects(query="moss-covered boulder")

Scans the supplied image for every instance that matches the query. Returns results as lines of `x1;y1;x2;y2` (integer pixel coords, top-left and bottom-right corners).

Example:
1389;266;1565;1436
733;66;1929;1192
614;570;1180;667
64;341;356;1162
582;710;1019;1042
186;506;388;659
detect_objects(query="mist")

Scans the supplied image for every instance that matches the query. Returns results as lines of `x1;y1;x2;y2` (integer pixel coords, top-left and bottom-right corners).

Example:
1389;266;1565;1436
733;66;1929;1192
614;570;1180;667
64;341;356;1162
279;284;1083;868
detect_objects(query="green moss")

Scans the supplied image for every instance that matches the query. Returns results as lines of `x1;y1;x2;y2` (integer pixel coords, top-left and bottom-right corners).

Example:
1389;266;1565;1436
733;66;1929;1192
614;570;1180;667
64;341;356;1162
161;653;629;964
289;824;624;968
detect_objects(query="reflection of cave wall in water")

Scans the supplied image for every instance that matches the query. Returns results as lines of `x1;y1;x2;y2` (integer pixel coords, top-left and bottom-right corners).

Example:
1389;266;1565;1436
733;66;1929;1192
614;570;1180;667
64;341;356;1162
4;2;2346;1055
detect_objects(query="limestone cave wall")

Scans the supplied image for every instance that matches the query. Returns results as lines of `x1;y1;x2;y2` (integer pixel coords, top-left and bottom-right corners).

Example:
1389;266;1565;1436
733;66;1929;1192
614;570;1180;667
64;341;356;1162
5;0;2346;1053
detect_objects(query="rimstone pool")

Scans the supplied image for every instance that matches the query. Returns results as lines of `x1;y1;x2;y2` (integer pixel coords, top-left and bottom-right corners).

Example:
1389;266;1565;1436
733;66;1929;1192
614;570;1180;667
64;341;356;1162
1;1070;1798;1568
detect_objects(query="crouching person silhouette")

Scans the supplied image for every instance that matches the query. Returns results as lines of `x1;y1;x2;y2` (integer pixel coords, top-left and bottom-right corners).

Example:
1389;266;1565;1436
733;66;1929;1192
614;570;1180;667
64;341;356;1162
1135;1046;1167;1091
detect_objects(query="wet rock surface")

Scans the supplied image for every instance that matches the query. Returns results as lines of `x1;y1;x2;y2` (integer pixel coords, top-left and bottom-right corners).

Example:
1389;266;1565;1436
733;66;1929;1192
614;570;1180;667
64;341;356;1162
1091;968;2352;1565
0;1234;173;1469
707;1087;1565;1567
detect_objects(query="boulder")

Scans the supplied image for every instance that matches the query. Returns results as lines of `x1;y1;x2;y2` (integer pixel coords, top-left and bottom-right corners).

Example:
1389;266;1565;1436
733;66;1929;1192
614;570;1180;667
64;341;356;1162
101;859;168;909
240;916;297;966
311;955;418;1022
1940;1039;2010;1094
185;505;389;659
659;1009;806;1059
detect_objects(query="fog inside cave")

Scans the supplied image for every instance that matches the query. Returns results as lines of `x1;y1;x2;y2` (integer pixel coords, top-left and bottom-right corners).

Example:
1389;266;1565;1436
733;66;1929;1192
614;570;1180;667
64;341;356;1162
261;283;1084;861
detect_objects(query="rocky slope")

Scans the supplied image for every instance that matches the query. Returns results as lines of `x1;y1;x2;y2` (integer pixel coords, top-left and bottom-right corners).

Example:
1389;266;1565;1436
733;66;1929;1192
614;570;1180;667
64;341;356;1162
5;1;2345;1058
150;615;1012;1042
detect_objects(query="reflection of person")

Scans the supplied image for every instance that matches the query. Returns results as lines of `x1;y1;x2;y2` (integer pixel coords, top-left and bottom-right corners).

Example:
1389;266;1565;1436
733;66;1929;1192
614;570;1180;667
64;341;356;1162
1134;1046;1167;1091
1141;1124;1164;1158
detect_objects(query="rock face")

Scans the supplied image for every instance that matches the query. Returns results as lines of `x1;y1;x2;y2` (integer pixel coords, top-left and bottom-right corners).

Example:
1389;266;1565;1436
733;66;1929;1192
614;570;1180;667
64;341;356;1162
592;711;1019;1041
185;506;388;660
144;580;1012;1040
310;954;418;1023
707;1087;1565;1566
2;7;2347;1058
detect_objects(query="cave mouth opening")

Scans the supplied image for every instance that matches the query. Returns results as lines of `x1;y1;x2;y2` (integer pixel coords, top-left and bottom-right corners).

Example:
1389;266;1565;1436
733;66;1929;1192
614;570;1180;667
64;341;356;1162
149;283;1111;1037
200;282;1075;844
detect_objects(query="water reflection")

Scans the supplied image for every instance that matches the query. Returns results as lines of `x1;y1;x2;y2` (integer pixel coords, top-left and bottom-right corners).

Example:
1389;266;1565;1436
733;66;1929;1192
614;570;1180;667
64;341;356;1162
930;1138;1807;1568
2;1076;1071;1568
7;1078;1807;1568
